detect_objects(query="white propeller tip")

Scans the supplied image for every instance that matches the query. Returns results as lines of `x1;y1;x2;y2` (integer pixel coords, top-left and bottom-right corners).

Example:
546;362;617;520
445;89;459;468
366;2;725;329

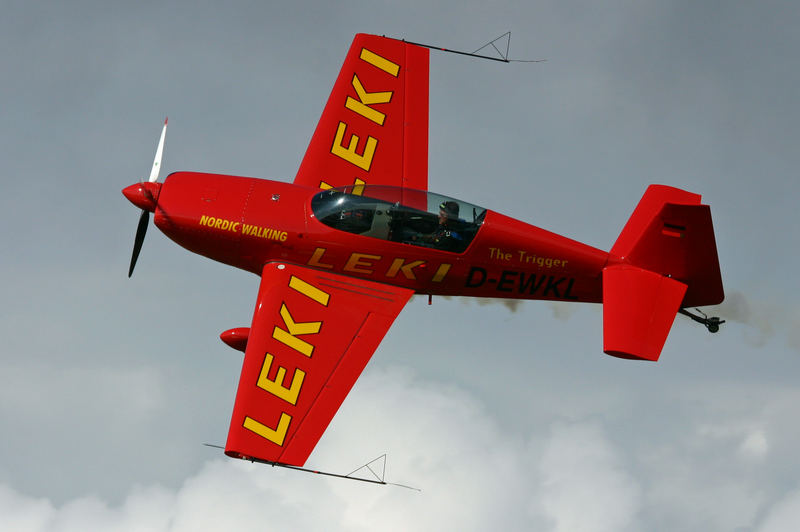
148;118;168;183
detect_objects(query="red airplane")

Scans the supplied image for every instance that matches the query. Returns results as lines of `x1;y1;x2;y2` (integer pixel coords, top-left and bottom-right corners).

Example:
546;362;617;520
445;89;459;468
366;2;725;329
123;34;724;471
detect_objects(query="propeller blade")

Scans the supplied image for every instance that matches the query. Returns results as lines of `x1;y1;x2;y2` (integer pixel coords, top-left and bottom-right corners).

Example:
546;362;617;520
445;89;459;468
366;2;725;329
128;209;150;277
148;117;168;183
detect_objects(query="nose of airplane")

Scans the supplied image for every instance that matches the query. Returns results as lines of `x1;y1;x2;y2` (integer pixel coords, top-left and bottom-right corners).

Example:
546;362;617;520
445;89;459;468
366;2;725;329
122;181;162;212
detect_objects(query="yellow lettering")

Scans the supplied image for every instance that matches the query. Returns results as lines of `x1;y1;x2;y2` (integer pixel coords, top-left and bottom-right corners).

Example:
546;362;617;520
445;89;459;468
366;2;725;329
279;304;321;335
331;122;377;171
288;276;330;306
319;178;366;195
272;328;314;358
241;223;287;241
244;413;291;446
200;217;240;232
272;304;320;357
360;48;400;77
308;247;334;270
344;252;380;274
432;263;452;283
256;353;305;405
386;258;425;280
345;75;392;125
351;178;366;196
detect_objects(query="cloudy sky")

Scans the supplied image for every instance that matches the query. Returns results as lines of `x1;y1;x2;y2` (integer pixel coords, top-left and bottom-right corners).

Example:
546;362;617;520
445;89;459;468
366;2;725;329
2;1;799;530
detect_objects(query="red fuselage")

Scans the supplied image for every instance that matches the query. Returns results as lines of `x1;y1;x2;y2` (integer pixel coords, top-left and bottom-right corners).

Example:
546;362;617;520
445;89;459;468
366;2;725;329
150;171;610;303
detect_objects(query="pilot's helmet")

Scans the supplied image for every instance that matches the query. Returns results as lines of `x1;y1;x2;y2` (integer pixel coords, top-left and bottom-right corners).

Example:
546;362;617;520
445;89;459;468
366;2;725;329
439;201;459;218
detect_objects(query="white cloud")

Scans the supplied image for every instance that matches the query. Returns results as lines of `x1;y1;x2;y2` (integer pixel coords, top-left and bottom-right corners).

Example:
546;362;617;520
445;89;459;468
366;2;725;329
0;367;654;532
0;485;54;532
2;369;800;532
739;429;769;460
695;422;770;461
757;489;800;532
535;422;642;532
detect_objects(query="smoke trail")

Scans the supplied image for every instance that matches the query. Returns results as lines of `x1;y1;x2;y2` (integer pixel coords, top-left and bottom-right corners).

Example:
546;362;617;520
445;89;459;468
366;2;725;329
547;301;578;321
474;297;522;313
715;290;800;350
413;294;524;313
422;295;579;319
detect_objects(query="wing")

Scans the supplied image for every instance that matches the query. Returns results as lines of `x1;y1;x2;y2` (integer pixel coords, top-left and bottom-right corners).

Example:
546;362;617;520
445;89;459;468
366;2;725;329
293;33;429;192
224;262;413;466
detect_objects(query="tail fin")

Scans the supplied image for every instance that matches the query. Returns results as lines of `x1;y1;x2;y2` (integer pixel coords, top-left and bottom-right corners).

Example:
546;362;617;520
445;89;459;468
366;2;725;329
603;185;724;361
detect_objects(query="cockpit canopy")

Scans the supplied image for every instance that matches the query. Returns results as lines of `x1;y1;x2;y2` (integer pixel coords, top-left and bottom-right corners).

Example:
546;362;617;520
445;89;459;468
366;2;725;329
311;185;487;253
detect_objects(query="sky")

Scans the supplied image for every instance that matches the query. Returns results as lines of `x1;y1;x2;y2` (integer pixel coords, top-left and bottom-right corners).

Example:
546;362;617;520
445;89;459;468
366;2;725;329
1;0;799;530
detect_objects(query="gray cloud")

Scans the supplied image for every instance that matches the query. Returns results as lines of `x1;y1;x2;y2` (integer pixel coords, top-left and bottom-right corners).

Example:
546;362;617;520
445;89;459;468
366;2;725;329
2;0;800;529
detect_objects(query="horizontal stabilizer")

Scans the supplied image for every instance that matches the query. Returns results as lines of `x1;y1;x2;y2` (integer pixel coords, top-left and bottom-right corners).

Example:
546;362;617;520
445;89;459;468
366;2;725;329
603;264;687;361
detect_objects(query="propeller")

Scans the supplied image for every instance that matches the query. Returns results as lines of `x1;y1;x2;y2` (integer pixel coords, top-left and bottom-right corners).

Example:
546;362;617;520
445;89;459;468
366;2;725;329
148;117;168;184
129;209;150;277
125;118;167;277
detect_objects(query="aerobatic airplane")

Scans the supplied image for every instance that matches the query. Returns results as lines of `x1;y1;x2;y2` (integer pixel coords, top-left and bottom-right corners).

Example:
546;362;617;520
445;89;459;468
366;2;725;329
123;34;724;473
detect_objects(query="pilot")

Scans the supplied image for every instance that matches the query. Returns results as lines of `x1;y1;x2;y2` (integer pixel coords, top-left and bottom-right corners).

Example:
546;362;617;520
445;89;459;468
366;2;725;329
417;201;463;251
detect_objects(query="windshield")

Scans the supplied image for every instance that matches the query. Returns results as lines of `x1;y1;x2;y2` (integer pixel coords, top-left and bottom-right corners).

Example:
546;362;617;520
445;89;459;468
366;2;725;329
311;185;486;253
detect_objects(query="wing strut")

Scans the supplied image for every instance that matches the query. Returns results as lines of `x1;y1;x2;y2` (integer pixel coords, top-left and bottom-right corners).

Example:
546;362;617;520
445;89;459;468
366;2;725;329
204;444;420;491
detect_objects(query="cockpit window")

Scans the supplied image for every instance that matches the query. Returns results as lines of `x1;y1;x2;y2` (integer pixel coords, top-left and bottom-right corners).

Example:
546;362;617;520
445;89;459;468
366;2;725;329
311;185;486;253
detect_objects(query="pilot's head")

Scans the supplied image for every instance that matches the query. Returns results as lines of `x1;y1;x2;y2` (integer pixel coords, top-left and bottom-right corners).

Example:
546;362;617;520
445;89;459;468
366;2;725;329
439;201;459;222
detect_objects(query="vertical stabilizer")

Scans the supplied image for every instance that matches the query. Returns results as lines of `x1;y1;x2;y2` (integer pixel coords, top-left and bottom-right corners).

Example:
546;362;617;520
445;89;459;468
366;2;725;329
603;185;724;360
